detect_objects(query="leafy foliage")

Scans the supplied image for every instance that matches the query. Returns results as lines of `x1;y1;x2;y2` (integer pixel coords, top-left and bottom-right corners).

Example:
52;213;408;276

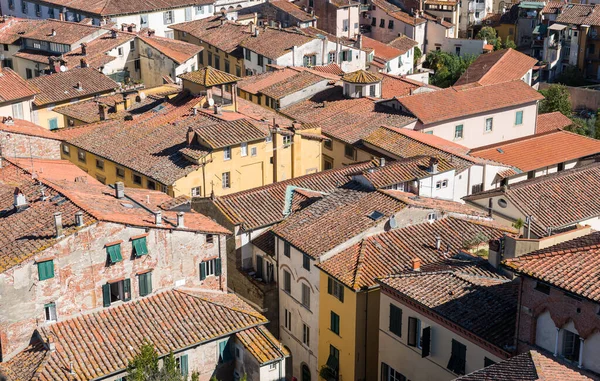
425;51;477;88
556;65;588;87
127;342;187;381
475;27;517;50
413;46;422;67
538;84;572;116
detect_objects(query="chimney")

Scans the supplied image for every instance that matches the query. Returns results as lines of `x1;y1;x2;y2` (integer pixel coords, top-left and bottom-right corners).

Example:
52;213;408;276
147;29;155;37
221;17;226;26
187;126;195;146
98;103;107;120
192;107;198;116
76;81;83;91
123;94;132;110
435;236;441;250
121;23;128;32
250;23;256;35
412;257;421;271
47;337;56;351
428;157;439;174
154;210;162;225
277;21;282;30
3;116;14;125
379;157;385;167
54;212;63;238
115;182;124;199
111;29;118;38
357;33;363;49
75;211;84;227
80;58;87;68
127;24;135;32
13;187;27;209
80;43;87;56
177;212;185;227
59;12;65;21
445;244;451;254
51;28;56;37
254;26;260;37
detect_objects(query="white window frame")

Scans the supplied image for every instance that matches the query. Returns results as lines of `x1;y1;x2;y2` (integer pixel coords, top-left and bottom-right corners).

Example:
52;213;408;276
283;135;292;147
11;103;24;119
427;212;436;221
222;172;231;188
44;302;57;322
454;124;463;139
485;117;493;132
191;186;201;197
240;142;248;157
205;258;217;277
223;146;231;160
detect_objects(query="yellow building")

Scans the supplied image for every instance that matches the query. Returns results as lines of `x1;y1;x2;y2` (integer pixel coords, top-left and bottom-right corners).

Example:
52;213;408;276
60;67;324;197
170;15;255;78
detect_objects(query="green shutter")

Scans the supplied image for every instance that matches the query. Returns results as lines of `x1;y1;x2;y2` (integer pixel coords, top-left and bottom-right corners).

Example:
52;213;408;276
215;258;222;276
200;262;206;280
132;237;148;256
219;340;228;362
38;260;54;281
331;312;340;335
123;278;131;302
180;354;189;375
139;272;152;297
107;244;122;263
516;111;523;125
102;283;111;307
146;272;152;295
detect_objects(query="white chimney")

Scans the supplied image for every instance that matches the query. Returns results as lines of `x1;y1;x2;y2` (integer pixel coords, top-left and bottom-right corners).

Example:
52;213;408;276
13;187;27;208
435;236;442;250
379;157;385;167
115;182;124;199
54;212;63;238
154;210;162;225
177;212;185;228
75;211;84;227
47;337;56;351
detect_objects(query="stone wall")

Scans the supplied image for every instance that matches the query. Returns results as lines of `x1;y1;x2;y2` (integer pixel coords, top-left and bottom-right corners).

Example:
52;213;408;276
0;131;61;160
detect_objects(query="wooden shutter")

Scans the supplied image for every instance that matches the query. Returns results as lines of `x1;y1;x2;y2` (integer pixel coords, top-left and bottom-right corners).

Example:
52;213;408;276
328;277;333;294
133;237;148;256
102;283;111;307
38;260;54;281
215;258;222;276
180;354;189;375
389;304;402;336
421;327;431;358
139;274;147;297
200;262;206;280
339;285;344;302
123;279;131;302
408;317;417;346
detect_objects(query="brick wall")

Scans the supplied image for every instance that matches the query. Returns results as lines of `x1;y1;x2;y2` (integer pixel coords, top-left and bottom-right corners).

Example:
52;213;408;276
0;131;61;160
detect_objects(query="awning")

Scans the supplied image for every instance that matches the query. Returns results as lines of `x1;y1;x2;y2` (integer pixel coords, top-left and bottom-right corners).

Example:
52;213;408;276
549;23;568;31
520;1;545;9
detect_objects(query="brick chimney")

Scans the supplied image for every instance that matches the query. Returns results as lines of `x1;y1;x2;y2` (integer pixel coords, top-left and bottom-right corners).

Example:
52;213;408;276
80;43;87;56
98;103;107;120
80;58;88;68
412;257;421;271
147;29;155;37
187;126;195;146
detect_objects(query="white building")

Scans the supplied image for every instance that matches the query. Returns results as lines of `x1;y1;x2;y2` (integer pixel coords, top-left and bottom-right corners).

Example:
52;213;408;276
0;67;38;122
363;0;427;51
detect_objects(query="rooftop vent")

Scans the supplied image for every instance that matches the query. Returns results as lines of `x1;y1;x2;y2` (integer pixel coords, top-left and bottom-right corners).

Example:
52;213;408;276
13;187;28;211
368;210;384;221
115;182;124;199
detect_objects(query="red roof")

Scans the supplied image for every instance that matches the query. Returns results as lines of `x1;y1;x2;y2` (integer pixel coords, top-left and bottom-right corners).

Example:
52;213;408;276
536;111;573;133
455;48;538;87
138;30;203;64
0;119;61;140
362;35;402;61
0;67;39;104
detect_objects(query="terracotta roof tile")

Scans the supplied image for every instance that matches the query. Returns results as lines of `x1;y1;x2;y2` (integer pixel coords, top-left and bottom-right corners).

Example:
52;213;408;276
387;35;419;55
0;119;61;140
12;49;57;64
0;339;48;381
556;4;600;26
213;160;378;229
379;269;517;350
342;69;382;84
455;49;538;87
1;289;266;380
311;63;344;76
363;36;402;61
138;30;203;64
33;0;214;17
399;80;544;125
20;19;104;45
170;17;251;54
191;118;269;148
268;0;316;22
380;73;423;98
455;350;597;380
28;67;119;107
318;217;511;289
542;2;564;14
0;17;40;45
260;70;328;99
370;0;427;26
469;130;600;172
536;111;573;133
239;27;314;60
421;11;454;28
178;66;241;87
236;326;289;365
464;163;600;237
383;190;489;217
0;67;39;104
251;229;276;256
64;32;135;69
238;68;299;94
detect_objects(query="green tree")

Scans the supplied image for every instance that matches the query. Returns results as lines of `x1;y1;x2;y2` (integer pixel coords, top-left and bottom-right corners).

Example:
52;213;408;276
127;342;185;381
476;26;498;44
425;51;477;88
539;84;572;116
413;46;422;67
503;37;517;49
556;65;587;87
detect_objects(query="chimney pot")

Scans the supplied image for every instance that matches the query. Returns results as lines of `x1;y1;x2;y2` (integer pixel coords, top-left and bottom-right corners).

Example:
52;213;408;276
75;211;84;227
429;157;439;174
54;212;63;238
80;58;88;68
115;182;125;199
379;157;385;167
13;187;27;208
51;28;56;36
412;257;421;271
47;337;56;351
177;212;185;227
154;210;162;225
435;236;441;250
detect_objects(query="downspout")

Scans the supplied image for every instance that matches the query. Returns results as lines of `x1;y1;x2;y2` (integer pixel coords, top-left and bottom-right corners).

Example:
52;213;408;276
202;162;207;197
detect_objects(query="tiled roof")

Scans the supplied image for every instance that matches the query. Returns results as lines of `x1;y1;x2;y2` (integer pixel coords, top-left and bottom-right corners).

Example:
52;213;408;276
31;0;214;17
355;155;455;188
28;68;119;107
464;163;600;237
342;69;382;84
542;2;564;14
138;30;203;64
281;89;416;144
12;49;57;64
0;67;39;104
20;19;103;45
454;350;597;380
272;188;407;258
454;49;538;87
370;0;427;26
556;4;600;26
239;27;314;60
0;17;39;45
64;32;135;69
0;119;61;141
387;35;419;55
503;233;600;302
382;190;489;217
251;229;276;256
212;160;378;229
363;36;402;61
380;73;424;99
191;118;269;148
536;111;573;133
1;289;266;380
318;217;511;289
169;17;251;54
378;269;517;350
268;0;316;22
328;0;360;8
260;70;328;100
0;339;48;381
238;68;299;94
421;11;454;28
469;130;600;172
178;66;241;87
236;326;289;365
399;80;544;125
311;63;344;76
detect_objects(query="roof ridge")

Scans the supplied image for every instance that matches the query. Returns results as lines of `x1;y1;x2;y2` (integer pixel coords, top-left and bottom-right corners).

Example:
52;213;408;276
476;49;511;84
469;129;563;153
351;239;369;289
173;289;266;320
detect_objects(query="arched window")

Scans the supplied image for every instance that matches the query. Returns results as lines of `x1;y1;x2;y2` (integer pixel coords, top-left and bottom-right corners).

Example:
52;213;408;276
301;363;311;381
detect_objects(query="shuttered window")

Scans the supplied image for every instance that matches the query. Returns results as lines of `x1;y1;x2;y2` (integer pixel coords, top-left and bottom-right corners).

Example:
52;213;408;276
447;339;467;375
106;243;122;264
138;272;152;297
389;304;402;337
200;258;221;280
408;317;421;347
178;354;189;375
132;237;148;256
328;277;344;302
421;327;431;358
330;311;340;335
37;260;55;281
102;279;131;307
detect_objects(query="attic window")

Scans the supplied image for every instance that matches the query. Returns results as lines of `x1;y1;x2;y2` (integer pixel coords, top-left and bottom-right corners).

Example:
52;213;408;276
368;211;385;221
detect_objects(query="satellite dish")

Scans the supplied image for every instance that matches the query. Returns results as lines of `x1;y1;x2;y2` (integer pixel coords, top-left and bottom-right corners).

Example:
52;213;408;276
59;65;67;72
208;98;215;107
389;215;398;229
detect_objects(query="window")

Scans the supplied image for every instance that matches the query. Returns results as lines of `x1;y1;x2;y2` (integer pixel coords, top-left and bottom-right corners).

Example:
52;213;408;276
284;242;291;257
94;159;104;170
208;51;213;66
283;135;292;147
195;5;204;14
236;66;241;77
34;3;41;16
563;330;581;362
133;174;142;185
117;47;123;56
21;0;28;14
132;237;148;256
380;18;385;28
163;10;174;24
223;146;231;160
258;54;264;66
11;103;23;119
284;308;292;330
302;254;311;271
408;317;421;348
389;304;402;337
102;279;131;306
328;277;344;302
62;144;70;156
8;0;14;9
527;170;535;179
134;58;141;71
370;85;376;97
225;60;230;73
245;48;251;60
455;46;461;56
344;144;355;159
222;172;231;188
76;149;85;163
341;50;352;62
250;147;257;157
590;44;596;54
241;142;248;157
447;339;467;375
26;68;33;79
485;117;493;132
206;234;214;244
427;212;436;221
106;243;122;264
328;51;336;63
330;311;340;335
129;40;135;50
116;167;125;178
327;345;339;373
283;270;291;293
44;302;57;321
302;283;310;309
343;19;349;32
200;258;221;280
303;55;316;67
388;20;394;29
534;282;551;294
471;183;483;194
303;323;310;346
214;55;220;70
381;363;407;381
177;354;189;376
191;186;201;196
147;180;155;190
454;124;463;139
324;139;333;150
441;179;448;188
371;17;377;26
138;271;152;296
515;110;523;125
